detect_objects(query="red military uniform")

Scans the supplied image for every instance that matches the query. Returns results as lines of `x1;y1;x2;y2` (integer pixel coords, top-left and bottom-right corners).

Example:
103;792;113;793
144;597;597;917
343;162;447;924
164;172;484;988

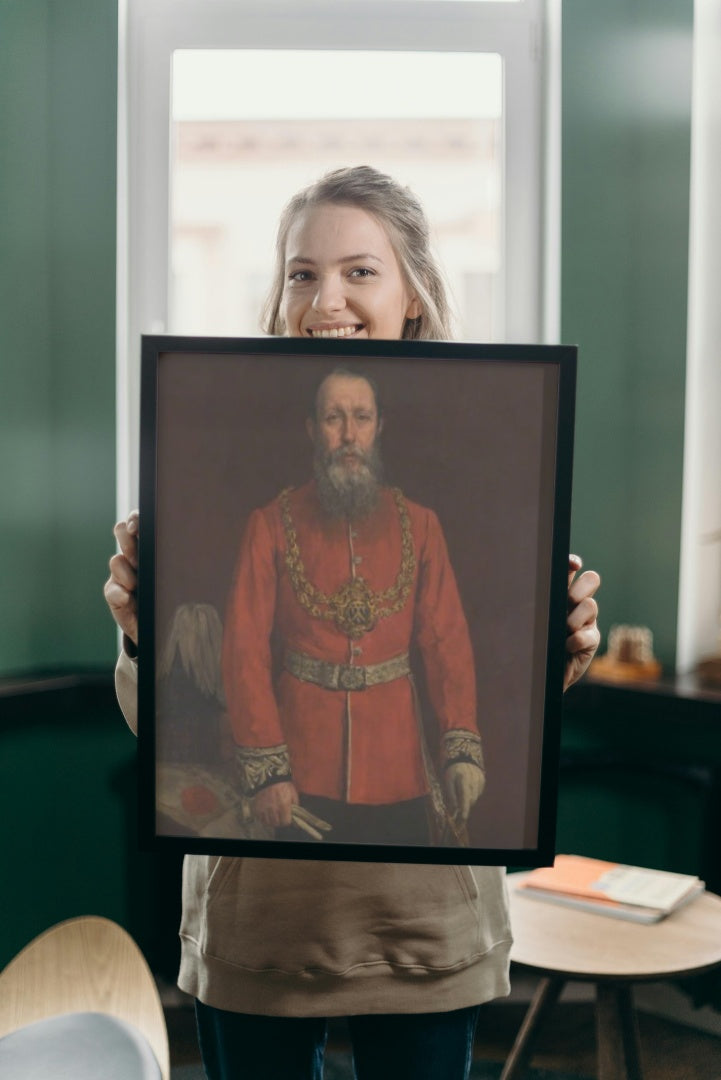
222;481;479;806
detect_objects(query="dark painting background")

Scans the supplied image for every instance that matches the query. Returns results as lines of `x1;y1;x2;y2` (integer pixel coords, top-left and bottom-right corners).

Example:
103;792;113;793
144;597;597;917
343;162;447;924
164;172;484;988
150;345;563;853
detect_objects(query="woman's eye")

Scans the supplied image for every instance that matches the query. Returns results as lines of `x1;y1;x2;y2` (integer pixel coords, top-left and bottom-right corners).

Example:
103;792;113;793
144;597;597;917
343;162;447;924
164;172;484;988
288;269;313;283
349;267;374;279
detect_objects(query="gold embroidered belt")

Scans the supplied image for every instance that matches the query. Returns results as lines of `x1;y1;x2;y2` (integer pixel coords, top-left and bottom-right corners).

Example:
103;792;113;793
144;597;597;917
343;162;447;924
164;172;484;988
284;650;411;692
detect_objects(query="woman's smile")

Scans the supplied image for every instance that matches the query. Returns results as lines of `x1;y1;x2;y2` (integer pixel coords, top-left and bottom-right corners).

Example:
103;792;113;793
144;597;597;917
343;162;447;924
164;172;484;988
306;323;364;339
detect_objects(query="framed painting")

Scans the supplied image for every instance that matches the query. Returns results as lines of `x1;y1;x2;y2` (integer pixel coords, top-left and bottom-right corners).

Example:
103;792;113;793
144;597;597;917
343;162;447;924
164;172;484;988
137;336;576;865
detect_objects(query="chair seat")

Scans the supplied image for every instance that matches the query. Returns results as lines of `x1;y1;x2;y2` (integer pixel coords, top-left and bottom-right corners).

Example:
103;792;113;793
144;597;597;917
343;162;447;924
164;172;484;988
0;1011;162;1079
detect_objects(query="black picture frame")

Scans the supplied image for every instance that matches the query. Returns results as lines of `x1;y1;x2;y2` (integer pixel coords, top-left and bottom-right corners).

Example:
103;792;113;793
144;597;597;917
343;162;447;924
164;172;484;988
138;335;576;866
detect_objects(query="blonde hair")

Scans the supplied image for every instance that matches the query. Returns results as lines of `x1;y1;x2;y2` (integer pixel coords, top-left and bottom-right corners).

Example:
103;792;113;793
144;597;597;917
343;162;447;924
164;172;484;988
262;165;454;341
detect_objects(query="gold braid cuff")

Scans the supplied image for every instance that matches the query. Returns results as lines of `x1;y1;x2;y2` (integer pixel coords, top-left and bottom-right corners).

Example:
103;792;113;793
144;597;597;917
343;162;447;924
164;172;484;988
442;729;485;773
235;744;292;797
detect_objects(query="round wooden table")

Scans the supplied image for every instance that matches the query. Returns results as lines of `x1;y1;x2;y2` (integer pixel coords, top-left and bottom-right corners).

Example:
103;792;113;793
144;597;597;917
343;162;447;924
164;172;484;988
503;872;721;1080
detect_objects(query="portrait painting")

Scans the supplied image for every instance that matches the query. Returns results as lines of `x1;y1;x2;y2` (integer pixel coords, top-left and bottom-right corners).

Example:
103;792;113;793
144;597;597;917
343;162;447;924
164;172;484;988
137;336;576;865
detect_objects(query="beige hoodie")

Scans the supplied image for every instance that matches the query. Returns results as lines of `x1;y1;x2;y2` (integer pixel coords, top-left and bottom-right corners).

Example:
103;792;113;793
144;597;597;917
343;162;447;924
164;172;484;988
117;650;512;1016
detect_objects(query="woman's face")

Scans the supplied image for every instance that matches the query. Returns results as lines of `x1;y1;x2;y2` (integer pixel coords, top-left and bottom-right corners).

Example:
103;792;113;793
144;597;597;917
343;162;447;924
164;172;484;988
280;203;421;341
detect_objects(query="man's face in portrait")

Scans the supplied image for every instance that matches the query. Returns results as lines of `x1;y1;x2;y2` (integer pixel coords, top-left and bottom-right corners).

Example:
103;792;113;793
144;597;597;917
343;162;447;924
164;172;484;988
307;373;385;520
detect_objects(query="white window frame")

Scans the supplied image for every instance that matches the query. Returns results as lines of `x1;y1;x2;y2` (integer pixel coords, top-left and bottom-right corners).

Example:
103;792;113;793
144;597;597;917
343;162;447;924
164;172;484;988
676;0;721;674
116;0;558;512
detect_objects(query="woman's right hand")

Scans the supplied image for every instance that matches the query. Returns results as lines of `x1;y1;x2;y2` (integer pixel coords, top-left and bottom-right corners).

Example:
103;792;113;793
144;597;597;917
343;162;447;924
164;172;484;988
103;510;139;645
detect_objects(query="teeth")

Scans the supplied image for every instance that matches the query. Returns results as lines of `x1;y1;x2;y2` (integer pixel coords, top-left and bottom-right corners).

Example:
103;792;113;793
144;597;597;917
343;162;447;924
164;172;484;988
311;326;359;338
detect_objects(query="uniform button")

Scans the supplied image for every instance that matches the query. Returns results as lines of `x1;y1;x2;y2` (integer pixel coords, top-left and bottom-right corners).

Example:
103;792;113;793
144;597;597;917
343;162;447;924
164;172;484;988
350;530;358;539
352;646;363;656
353;555;363;565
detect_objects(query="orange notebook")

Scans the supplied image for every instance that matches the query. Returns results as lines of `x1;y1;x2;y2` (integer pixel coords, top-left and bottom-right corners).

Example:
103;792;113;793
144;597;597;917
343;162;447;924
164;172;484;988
517;855;704;923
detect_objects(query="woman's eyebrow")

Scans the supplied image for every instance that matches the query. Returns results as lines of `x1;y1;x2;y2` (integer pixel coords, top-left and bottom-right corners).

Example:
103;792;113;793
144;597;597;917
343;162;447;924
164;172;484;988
338;253;383;264
286;253;384;266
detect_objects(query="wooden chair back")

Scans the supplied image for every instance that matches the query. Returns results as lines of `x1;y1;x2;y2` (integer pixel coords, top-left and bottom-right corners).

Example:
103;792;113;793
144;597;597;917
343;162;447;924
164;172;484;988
0;916;169;1079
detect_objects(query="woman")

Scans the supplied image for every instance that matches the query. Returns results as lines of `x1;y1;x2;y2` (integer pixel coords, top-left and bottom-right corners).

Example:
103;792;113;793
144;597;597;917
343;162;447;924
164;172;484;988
106;166;600;1080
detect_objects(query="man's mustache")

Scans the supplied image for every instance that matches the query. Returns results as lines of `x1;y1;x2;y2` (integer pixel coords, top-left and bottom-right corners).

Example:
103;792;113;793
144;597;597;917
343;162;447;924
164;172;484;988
327;446;370;466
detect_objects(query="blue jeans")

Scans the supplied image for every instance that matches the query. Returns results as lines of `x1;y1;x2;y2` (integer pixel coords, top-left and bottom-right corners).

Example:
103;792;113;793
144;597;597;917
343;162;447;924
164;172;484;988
195;1000;481;1080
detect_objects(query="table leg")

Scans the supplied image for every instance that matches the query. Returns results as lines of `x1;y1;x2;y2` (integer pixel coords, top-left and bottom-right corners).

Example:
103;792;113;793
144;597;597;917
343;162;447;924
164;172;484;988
596;982;643;1080
499;976;565;1080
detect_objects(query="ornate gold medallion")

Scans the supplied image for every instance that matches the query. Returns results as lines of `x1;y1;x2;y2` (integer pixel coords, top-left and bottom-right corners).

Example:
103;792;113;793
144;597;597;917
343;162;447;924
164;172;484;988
328;577;378;638
279;488;415;639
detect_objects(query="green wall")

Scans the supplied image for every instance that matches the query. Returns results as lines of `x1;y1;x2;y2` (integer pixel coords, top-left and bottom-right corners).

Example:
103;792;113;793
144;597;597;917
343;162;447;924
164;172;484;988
0;0;118;675
558;685;721;885
1;683;183;974
563;0;693;669
0;0;133;970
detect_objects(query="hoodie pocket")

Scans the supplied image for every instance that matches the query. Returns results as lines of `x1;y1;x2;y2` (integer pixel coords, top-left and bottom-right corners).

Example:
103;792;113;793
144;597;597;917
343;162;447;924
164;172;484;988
185;857;508;976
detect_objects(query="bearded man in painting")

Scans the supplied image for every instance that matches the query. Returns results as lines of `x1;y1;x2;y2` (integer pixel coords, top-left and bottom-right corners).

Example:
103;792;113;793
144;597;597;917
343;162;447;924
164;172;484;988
222;366;484;847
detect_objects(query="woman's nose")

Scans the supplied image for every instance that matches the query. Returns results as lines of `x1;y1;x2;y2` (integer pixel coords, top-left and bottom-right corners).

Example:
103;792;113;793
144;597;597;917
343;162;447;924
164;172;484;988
313;274;344;314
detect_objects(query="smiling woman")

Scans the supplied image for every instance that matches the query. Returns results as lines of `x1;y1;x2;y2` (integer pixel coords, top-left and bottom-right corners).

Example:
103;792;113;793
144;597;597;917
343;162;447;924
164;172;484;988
263;167;449;341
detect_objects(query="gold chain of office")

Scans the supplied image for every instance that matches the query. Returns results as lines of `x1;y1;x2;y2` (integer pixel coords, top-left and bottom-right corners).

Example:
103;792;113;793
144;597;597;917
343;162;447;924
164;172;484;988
279;487;416;640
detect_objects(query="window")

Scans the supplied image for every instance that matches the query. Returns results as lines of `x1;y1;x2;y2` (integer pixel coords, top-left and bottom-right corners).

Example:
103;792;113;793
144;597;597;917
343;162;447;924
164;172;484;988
118;0;556;509
169;49;503;340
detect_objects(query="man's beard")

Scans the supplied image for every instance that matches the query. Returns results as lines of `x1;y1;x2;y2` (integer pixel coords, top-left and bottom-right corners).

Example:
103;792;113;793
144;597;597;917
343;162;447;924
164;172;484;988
314;443;385;520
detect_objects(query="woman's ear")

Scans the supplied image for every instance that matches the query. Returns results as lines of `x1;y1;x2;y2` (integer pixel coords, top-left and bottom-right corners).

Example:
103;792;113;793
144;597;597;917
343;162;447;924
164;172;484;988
406;296;423;320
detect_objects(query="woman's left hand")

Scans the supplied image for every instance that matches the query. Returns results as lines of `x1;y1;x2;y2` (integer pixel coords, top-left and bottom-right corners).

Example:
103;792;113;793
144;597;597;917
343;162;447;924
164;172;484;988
564;554;601;691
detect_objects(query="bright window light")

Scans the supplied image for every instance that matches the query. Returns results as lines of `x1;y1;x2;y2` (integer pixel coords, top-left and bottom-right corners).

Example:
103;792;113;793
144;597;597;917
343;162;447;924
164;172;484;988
173;50;502;121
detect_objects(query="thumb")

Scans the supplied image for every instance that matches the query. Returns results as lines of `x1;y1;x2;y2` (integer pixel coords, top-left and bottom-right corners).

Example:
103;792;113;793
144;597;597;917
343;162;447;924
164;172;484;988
568;553;583;590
